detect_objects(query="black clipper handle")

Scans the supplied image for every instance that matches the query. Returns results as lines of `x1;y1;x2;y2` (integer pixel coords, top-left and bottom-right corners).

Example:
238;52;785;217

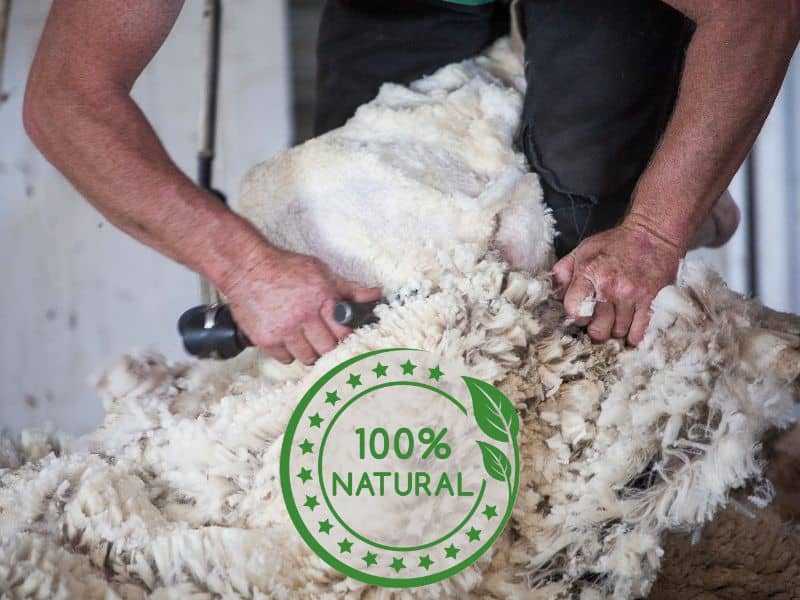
178;300;380;359
178;304;250;359
333;299;380;328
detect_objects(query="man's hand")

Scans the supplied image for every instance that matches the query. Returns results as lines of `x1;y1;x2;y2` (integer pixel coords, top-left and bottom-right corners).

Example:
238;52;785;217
552;219;683;346
550;0;799;348
221;247;381;365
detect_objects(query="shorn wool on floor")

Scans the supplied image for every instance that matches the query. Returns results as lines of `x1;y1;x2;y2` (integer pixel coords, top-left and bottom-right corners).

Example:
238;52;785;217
2;39;799;599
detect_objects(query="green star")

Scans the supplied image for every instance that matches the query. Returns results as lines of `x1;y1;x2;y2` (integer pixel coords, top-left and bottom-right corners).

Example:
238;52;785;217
318;519;334;534
338;538;353;553
466;527;481;542
297;467;312;483
390;557;406;573
444;544;460;559
346;373;362;389
372;362;389;378
400;360;417;375
482;504;498;520
325;391;340;406
362;551;378;567
418;554;435;570
308;412;324;428
299;439;314;454
303;495;319;511
428;365;445;381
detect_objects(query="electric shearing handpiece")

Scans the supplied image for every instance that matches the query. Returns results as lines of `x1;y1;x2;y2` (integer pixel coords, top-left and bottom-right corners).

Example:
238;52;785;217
178;300;380;359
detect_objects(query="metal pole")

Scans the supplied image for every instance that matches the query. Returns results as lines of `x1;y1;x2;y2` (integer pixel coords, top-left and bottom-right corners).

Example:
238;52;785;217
782;65;798;312
198;0;226;304
198;0;222;195
744;150;759;299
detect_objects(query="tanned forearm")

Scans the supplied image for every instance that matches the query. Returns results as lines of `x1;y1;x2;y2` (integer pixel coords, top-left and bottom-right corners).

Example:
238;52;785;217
24;0;382;365
627;0;800;253
23;0;276;292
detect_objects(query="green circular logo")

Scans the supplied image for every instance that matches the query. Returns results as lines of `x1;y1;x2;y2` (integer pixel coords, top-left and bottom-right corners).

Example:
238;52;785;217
280;349;520;588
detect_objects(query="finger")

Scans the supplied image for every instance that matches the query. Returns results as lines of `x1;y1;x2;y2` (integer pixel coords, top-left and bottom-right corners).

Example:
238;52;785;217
303;318;339;356
284;333;318;365
563;274;596;326
552;254;575;298
320;298;353;341
352;286;383;303
587;301;615;342
263;344;293;364
337;278;383;303
612;302;635;339
627;305;653;346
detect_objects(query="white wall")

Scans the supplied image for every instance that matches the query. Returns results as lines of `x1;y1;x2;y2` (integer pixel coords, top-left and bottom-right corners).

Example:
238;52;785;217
751;51;800;314
0;1;290;433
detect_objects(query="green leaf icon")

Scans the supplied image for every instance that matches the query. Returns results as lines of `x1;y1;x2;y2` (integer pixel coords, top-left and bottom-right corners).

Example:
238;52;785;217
476;441;512;483
463;376;519;443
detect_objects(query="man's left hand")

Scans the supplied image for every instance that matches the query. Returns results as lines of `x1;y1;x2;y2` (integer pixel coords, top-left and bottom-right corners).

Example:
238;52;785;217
552;220;684;346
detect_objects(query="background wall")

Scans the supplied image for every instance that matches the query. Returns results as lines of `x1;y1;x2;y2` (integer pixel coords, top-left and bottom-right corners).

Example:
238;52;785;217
0;1;291;433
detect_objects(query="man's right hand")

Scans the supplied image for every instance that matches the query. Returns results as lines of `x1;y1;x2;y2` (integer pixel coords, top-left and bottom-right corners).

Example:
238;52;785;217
221;247;382;365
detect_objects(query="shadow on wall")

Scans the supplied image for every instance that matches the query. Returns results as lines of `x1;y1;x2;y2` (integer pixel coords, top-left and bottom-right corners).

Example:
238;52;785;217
1;0;11;104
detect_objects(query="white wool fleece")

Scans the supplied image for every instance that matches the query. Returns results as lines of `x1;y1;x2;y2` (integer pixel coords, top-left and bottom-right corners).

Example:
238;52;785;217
1;38;799;599
239;40;552;290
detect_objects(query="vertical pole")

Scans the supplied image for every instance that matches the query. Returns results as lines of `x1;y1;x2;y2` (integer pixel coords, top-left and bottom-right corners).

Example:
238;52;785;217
198;0;222;194
198;0;225;305
782;64;798;312
744;150;759;299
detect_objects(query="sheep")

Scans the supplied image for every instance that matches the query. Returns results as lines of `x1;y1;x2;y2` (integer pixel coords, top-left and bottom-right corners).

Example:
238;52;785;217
1;37;798;599
651;424;800;599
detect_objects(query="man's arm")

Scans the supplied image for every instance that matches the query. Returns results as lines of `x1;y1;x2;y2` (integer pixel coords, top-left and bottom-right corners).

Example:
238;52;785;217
24;0;379;364
553;0;800;345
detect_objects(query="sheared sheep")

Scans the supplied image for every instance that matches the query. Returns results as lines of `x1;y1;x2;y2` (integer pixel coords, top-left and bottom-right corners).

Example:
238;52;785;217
1;38;798;599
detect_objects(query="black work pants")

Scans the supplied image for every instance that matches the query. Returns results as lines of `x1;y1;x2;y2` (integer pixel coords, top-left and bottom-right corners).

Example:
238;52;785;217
314;0;692;257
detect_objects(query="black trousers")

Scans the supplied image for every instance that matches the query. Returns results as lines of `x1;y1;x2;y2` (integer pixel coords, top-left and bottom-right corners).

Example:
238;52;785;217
315;0;692;256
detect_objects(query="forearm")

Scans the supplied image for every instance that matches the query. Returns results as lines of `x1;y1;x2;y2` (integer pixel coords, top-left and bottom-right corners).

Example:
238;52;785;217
24;84;276;291
627;2;800;252
19;0;374;365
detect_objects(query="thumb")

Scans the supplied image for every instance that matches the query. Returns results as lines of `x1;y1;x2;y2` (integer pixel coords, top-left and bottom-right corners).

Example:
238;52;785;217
552;254;575;299
337;278;383;303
